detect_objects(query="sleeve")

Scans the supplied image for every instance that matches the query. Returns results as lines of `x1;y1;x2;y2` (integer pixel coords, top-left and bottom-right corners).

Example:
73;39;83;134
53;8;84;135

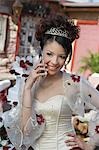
63;73;85;116
2;77;45;150
80;77;99;147
80;77;99;110
63;73;99;146
80;78;99;146
87;110;99;147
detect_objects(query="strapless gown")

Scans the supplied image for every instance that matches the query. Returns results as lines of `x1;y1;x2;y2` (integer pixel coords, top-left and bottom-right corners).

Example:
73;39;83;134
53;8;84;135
33;95;75;150
2;72;99;149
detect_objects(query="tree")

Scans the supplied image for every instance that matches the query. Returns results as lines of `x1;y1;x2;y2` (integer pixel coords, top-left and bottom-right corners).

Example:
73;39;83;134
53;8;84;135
79;51;99;73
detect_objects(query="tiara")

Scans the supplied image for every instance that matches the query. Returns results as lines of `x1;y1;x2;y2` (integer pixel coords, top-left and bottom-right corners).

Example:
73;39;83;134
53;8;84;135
45;27;71;39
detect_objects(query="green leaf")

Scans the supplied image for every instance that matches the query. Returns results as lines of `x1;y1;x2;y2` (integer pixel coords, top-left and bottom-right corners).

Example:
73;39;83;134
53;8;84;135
79;50;99;73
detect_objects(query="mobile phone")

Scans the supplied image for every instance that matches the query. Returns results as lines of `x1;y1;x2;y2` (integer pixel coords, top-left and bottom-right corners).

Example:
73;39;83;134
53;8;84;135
39;53;42;63
39;54;45;73
39;54;47;76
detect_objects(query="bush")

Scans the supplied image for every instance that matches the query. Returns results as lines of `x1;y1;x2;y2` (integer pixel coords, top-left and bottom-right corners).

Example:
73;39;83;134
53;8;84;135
79;51;99;73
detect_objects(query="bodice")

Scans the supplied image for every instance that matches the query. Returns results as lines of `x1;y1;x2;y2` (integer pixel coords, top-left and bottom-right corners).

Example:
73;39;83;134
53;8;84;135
33;95;75;150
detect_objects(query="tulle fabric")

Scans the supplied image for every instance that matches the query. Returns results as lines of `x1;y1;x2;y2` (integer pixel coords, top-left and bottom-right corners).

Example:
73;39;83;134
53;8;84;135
3;104;45;149
2;72;99;149
63;72;99;146
2;77;46;150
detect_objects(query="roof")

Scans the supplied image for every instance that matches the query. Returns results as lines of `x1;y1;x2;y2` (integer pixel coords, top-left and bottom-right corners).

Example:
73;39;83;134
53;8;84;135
60;2;99;7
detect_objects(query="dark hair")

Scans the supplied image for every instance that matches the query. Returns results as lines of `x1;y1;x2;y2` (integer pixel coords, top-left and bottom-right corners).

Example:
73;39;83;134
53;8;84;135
96;84;99;91
35;14;80;64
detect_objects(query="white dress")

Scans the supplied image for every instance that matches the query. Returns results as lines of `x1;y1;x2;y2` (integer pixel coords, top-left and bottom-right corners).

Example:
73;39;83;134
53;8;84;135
33;95;74;150
2;72;99;150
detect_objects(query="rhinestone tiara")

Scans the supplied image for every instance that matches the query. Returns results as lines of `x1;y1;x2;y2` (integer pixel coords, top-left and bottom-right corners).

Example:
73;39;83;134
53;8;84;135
45;27;70;39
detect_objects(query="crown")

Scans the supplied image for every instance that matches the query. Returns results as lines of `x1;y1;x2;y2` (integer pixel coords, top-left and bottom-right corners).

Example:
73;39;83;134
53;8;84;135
45;27;70;39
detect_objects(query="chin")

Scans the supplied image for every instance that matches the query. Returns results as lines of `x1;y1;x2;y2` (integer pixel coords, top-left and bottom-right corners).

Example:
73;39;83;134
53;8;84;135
47;70;59;75
47;72;56;76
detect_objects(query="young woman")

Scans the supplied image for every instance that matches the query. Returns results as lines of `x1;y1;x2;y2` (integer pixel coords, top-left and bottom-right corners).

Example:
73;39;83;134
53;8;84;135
3;14;99;150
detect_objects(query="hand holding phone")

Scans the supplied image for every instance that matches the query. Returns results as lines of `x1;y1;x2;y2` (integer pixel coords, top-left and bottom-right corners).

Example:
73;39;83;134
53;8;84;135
25;54;48;88
39;54;48;77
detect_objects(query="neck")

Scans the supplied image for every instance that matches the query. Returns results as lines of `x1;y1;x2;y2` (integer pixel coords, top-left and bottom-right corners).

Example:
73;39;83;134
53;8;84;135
40;71;62;88
46;71;62;80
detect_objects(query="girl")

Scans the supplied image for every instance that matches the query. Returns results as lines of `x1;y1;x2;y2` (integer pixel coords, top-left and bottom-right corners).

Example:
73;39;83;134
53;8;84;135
3;14;99;150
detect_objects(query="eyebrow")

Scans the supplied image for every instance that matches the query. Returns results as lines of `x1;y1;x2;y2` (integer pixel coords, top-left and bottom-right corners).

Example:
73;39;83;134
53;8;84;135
46;50;66;56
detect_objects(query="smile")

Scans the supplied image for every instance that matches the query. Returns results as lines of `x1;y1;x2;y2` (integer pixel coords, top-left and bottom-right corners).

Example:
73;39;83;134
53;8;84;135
48;66;58;70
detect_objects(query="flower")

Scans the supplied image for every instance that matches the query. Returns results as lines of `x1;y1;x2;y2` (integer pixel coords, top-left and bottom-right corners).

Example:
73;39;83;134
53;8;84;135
71;75;80;82
0;137;8;149
26;60;33;66
95;125;99;134
12;101;18;107
20;60;27;69
36;114;45;125
0;117;3;128
0;124;15;149
22;74;29;78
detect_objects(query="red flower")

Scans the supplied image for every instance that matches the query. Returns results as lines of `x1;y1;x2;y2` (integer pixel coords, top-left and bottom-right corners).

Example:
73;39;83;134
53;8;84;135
95;125;99;134
20;60;27;69
13;101;18;107
26;60;33;66
71;75;80;82
22;74;29;78
0;91;7;102
3;147;9;150
36;114;45;125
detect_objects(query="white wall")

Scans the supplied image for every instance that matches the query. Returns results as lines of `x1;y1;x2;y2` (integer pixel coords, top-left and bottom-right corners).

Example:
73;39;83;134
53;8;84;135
67;0;99;2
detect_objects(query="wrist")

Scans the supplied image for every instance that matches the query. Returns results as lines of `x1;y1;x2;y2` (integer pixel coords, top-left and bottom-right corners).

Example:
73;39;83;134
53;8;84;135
84;142;95;150
24;83;33;90
23;86;32;106
22;103;32;109
25;76;36;90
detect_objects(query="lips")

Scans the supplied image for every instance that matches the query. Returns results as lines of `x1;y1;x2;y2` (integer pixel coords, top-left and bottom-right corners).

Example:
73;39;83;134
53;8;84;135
48;65;58;71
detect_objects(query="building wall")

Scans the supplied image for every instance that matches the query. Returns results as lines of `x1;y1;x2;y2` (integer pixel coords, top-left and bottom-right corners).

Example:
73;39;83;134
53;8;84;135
67;11;99;20
69;20;99;77
0;1;99;74
0;15;18;73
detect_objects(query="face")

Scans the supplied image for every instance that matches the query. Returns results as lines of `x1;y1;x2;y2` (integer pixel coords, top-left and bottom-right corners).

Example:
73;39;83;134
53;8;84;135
42;41;66;75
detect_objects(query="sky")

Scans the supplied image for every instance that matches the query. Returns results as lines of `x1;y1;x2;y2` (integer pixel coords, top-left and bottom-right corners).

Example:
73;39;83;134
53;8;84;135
69;0;99;2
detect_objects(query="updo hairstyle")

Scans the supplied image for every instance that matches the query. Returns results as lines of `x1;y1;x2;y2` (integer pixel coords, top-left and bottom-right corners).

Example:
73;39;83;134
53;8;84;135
35;14;80;64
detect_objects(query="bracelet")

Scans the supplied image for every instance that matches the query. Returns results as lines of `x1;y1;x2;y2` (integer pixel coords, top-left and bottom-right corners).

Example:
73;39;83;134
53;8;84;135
22;104;32;109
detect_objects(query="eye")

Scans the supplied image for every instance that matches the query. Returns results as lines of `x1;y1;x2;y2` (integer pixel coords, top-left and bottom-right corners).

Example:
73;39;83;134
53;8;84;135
46;52;52;56
59;55;66;59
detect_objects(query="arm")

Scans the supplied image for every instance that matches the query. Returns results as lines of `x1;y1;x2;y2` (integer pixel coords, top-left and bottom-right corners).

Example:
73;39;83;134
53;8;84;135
21;62;47;132
80;77;99;109
64;74;99;149
80;77;99;148
21;87;32;132
3;61;47;149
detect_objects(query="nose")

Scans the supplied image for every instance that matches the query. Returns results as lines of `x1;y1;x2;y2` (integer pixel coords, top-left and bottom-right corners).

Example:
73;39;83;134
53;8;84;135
51;56;58;65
